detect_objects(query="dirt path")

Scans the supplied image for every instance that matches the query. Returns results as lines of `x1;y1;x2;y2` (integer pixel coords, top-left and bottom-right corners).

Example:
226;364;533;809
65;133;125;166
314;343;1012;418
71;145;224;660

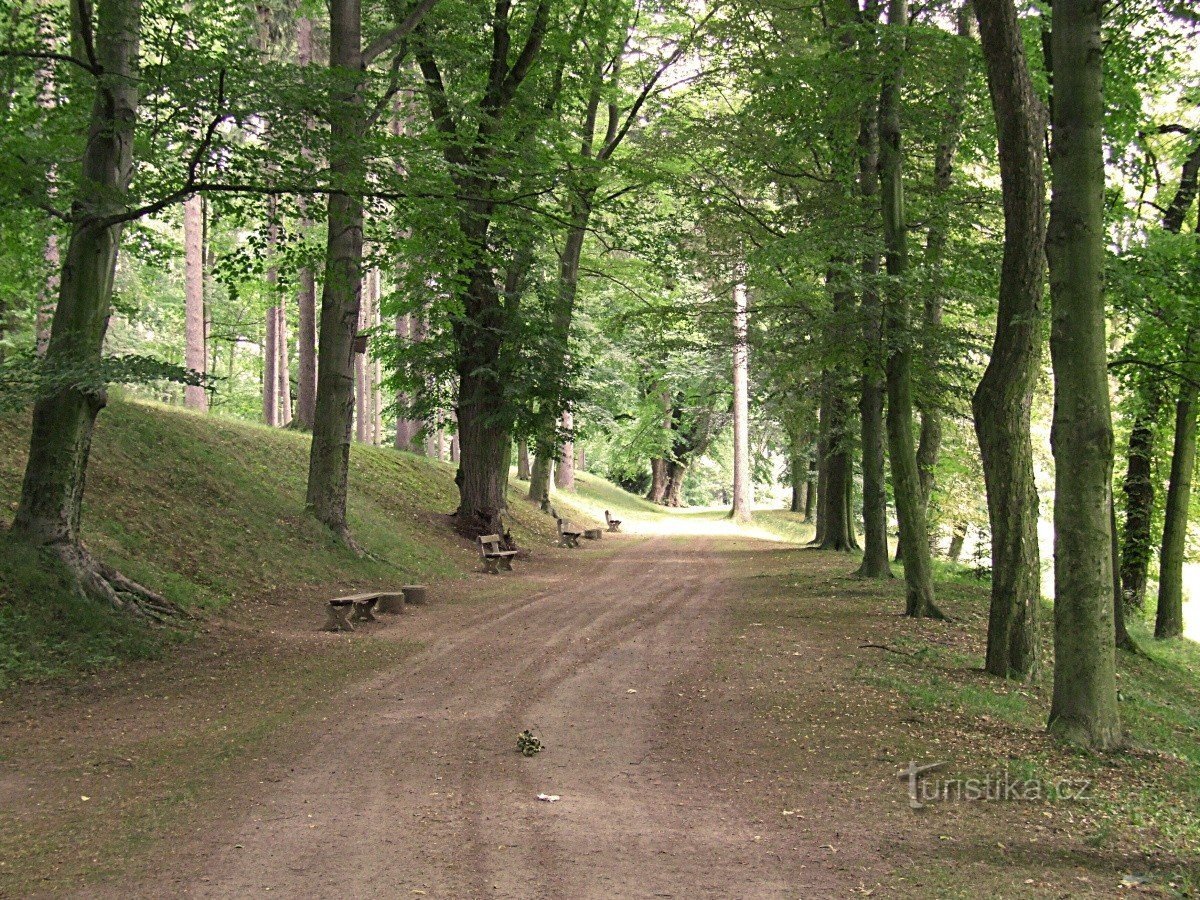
107;535;859;899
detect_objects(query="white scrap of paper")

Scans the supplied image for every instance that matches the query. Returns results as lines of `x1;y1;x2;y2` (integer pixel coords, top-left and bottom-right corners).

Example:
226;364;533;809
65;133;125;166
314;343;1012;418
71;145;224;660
537;793;561;802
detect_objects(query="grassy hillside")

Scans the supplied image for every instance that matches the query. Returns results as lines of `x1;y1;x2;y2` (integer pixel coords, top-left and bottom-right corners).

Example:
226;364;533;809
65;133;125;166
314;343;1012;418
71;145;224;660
0;399;572;687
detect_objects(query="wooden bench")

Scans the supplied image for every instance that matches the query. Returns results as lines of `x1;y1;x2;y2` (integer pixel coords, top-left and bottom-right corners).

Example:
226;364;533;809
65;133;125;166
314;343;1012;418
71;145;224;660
478;534;518;574
557;519;583;549
605;510;622;533
324;593;392;631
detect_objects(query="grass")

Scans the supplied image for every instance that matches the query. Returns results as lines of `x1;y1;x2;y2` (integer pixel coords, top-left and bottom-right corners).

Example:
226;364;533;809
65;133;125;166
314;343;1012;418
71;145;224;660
0;399;551;688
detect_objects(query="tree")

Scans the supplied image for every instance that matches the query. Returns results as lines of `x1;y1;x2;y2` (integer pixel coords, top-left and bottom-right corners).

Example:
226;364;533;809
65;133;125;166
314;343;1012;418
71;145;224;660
305;0;437;544
9;0;180;620
878;0;941;618
972;0;1045;680
730;280;752;522
1045;0;1122;749
184;194;208;412
412;0;552;534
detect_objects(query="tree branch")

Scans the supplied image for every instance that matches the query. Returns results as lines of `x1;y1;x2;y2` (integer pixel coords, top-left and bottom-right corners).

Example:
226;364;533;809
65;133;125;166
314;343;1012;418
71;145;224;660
361;0;442;68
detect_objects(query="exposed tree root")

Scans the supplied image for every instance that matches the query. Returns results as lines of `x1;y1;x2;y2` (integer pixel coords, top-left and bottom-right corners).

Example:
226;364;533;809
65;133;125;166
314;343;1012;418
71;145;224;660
50;541;190;624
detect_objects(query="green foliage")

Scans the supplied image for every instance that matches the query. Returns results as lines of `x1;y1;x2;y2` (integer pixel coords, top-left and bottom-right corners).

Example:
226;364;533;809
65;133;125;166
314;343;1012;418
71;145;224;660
517;728;543;756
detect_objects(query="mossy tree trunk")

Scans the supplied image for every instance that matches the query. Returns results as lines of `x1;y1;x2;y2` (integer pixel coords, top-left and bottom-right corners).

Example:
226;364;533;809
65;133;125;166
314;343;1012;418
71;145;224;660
1045;0;1122;749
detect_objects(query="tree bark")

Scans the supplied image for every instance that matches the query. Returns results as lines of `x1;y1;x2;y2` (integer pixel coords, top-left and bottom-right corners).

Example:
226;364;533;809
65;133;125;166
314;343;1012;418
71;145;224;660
1155;377;1196;639
1111;490;1140;652
294;16;318;431
856;94;891;577
804;457;816;522
555;410;575;490
1045;0;1122;748
183;194;207;411
306;0;366;546
355;270;371;443
647;459;668;503
1119;396;1159;610
529;449;553;503
947;523;968;562
972;0;1046;679
731;281;752;522
664;460;686;507
879;0;940;617
517;439;531;480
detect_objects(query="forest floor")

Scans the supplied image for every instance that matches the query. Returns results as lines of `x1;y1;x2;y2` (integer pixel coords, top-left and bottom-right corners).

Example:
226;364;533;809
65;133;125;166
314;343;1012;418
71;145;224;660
2;497;1199;897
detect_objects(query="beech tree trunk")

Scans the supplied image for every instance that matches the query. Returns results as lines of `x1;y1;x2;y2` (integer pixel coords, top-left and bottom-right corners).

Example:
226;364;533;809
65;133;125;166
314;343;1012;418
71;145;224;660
306;0;366;545
647;459;668;503
664;460;686;507
879;0;940;617
856;96;890;578
294;16;318;431
1045;0;1122;749
973;0;1045;679
355;271;371;443
731;281;752;522
804;458;816;522
947;523;968;561
555;410;575;491
1111;492;1139;652
1156;377;1196;639
517;439;531;479
1119;399;1159;609
183;194;207;411
529;449;553;503
277;301;292;425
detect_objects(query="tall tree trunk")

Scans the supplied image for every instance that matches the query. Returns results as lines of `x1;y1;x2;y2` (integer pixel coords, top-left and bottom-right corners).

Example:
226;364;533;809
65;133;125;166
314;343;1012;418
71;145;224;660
1111;491;1140;652
856;96;891;577
11;0;179;620
554;410;575;491
647;459;668;503
183;194;207;411
296;266;317;428
306;0;366;546
664;461;686;507
1045;0;1122;749
263;282;279;426
277;301;292;425
947;523;968;561
529;449;553;504
811;397;831;545
1119;394;1160;610
1155;377;1196;639
355;271;371;443
294;17;318;431
454;260;513;533
731;281;753;522
879;0;941;617
517;439;531;479
804;457;816;522
972;0;1045;679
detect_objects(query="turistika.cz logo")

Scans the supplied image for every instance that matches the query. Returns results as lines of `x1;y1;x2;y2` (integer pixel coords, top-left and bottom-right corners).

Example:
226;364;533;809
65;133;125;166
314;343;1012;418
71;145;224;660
898;761;1092;809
